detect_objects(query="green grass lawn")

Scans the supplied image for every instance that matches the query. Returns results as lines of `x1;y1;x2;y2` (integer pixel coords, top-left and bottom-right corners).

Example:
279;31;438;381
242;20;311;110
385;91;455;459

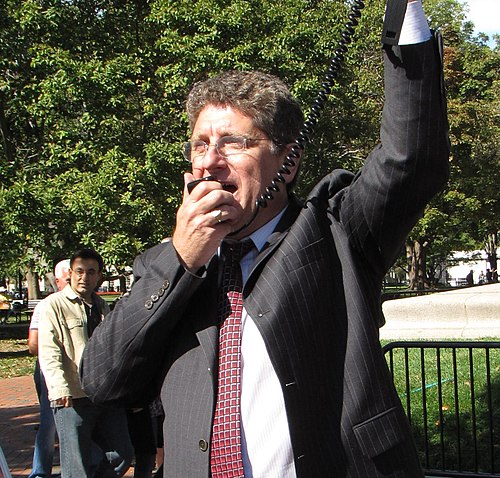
384;342;500;473
0;343;36;378
0;323;35;379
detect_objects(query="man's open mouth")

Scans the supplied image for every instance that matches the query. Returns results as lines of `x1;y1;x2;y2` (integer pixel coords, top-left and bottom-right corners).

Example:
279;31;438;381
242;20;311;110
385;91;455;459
222;183;237;193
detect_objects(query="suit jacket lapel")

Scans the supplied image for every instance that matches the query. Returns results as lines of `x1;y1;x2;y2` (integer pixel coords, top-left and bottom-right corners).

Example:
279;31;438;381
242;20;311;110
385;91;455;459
248;198;303;285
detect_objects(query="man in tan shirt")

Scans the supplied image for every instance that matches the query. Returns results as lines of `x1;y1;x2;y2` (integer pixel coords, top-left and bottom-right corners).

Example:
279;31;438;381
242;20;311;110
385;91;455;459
39;248;133;477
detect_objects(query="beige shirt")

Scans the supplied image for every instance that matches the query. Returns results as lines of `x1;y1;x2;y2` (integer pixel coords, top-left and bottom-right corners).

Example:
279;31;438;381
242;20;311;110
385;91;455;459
39;284;110;401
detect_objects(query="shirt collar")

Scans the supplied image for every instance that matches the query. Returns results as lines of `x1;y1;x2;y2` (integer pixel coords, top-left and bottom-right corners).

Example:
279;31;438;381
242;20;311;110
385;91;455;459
61;283;94;304
245;207;287;253
218;207;287;260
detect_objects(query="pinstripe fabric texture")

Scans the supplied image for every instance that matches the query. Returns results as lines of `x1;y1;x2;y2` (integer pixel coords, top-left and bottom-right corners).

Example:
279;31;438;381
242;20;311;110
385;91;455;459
210;240;254;477
80;37;450;478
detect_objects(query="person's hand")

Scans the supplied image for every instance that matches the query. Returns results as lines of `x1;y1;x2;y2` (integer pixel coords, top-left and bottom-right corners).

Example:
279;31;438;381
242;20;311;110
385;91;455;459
53;396;73;408
172;172;243;272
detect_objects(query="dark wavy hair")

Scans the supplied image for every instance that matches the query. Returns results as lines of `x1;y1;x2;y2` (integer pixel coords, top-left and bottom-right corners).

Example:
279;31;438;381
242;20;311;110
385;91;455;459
186;70;304;155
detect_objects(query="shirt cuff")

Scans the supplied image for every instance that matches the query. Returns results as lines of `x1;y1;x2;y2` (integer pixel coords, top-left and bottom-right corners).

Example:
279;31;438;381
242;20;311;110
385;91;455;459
398;0;432;45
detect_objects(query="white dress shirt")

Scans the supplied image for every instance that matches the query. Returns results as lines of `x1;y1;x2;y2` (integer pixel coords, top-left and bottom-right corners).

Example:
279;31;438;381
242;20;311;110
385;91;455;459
238;209;297;478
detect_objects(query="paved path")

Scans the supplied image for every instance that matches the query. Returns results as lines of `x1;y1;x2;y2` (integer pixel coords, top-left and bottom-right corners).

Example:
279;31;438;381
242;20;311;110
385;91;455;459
381;282;500;339
0;375;40;477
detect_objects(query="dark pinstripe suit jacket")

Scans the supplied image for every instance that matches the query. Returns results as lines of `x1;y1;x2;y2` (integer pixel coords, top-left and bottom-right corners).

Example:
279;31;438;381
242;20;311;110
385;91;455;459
81;36;449;477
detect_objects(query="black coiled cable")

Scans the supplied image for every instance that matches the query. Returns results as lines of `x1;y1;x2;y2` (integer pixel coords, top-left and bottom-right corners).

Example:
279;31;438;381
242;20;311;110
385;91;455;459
257;0;365;208
230;0;365;236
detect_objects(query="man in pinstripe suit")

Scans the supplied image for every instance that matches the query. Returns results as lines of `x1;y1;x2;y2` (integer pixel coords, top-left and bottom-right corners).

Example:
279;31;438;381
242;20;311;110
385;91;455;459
81;1;450;476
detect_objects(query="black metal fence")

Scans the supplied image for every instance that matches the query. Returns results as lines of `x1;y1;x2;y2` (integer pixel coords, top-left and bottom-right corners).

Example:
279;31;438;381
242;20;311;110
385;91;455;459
383;341;500;477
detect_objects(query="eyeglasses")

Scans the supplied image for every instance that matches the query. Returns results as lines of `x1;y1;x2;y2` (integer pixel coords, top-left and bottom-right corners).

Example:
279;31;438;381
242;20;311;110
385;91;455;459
71;268;98;278
182;135;271;162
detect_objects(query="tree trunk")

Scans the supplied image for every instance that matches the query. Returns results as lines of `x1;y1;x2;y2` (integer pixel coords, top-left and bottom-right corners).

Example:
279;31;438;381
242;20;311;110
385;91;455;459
26;269;41;299
485;232;498;270
0;91;15;164
406;239;428;290
45;272;57;294
119;275;127;293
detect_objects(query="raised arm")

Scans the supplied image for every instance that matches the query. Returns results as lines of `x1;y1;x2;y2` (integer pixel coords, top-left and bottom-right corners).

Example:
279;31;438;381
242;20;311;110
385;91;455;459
334;0;449;275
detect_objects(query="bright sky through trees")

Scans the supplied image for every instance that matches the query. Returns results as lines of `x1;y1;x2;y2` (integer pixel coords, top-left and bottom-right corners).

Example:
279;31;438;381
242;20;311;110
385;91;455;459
458;0;499;47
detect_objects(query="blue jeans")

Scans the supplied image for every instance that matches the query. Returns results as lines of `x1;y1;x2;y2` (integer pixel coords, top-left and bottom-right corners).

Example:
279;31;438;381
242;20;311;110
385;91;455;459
29;361;57;478
53;397;133;478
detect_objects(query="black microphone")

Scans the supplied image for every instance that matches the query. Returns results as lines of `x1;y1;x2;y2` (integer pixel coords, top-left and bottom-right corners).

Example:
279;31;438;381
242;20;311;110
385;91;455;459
187;176;218;194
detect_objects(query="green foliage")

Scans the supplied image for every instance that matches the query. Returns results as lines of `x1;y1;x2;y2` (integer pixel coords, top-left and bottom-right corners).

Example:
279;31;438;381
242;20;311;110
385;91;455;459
0;0;177;276
1;0;498;285
402;0;500;285
386;344;500;473
1;0;383;278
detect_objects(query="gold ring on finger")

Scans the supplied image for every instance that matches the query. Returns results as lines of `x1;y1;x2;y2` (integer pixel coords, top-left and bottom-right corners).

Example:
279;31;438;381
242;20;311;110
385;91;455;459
211;209;223;223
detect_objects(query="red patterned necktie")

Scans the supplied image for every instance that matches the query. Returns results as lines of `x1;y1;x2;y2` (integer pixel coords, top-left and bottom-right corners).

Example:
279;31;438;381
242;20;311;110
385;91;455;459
210;240;254;478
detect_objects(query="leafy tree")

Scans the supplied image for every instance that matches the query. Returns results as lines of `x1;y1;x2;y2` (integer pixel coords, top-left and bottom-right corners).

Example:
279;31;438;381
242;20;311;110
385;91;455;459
2;0;496;297
0;0;178;295
401;0;500;289
1;0;385;295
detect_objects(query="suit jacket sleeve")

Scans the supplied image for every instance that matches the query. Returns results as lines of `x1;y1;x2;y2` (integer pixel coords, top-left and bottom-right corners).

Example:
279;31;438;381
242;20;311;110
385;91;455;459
80;241;210;406
330;33;450;276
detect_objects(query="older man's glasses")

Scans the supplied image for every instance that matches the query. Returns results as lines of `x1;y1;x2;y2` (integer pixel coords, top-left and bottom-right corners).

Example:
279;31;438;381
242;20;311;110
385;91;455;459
182;135;270;162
